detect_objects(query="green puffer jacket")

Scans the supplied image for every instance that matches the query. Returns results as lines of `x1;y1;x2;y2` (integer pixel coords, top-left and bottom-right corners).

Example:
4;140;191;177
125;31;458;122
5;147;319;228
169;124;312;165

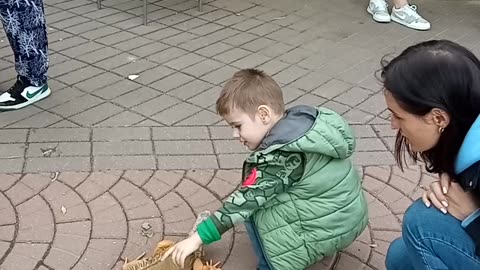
196;105;368;270
248;105;368;270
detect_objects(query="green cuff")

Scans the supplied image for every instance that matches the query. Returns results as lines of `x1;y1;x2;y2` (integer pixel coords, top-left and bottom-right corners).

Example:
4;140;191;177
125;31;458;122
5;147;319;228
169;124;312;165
197;217;221;245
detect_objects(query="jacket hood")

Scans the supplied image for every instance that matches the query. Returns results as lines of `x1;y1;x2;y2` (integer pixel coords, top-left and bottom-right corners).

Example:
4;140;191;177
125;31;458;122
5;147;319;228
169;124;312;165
455;115;480;174
258;105;355;159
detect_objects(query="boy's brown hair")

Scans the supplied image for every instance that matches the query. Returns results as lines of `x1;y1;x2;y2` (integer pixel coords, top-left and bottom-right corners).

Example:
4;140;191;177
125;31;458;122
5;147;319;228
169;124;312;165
216;69;284;117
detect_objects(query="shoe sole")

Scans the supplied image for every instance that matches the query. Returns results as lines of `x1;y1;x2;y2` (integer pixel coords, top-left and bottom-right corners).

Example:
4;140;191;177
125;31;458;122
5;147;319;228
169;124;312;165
391;15;430;30
0;87;51;111
367;6;391;23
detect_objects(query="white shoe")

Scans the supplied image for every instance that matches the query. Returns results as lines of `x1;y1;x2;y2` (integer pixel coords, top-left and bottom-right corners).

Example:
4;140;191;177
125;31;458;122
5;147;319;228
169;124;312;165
391;5;431;30
0;76;51;111
367;0;391;23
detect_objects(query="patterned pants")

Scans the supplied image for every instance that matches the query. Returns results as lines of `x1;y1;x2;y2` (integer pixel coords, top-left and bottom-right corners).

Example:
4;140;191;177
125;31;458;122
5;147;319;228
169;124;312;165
0;0;49;86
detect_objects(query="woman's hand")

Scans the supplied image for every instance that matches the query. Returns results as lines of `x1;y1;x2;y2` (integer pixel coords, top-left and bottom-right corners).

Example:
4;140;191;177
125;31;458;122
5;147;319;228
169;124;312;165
160;232;203;268
422;173;478;221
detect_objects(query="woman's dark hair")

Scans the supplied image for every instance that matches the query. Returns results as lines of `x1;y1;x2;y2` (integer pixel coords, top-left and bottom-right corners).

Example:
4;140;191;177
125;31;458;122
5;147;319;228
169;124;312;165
380;40;480;192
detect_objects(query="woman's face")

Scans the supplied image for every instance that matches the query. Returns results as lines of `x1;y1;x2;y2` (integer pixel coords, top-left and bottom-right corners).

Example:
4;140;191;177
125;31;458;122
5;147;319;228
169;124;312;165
384;91;444;152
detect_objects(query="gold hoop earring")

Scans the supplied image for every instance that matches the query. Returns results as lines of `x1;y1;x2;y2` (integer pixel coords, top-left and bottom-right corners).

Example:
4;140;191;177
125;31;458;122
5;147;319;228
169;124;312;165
438;127;445;134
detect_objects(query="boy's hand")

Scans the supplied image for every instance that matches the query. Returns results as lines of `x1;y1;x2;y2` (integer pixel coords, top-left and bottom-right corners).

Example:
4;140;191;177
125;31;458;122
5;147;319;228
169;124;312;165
160;232;203;268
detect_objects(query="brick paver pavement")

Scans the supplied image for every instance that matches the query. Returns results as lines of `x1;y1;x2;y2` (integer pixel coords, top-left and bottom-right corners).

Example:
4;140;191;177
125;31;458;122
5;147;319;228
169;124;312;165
0;0;479;269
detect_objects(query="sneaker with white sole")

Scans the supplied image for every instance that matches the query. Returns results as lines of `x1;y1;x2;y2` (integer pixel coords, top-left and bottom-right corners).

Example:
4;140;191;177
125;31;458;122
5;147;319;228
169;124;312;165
0;76;51;111
367;0;391;23
391;5;431;30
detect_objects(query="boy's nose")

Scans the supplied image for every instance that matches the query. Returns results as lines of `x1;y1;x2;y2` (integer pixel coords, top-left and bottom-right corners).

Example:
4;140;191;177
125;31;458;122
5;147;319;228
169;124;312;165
232;129;240;138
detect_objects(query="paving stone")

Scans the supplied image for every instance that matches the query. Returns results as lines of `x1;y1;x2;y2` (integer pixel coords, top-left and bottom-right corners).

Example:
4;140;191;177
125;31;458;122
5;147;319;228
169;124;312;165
154;141;213;155
44;221;90;270
69;102;125;126
353;152;395;166
152;126;209;140
112;87;161;108
35;87;86;109
175;110;221;125
188;86;222;108
0;174;20;191
76;171;122;202
343;109;376;124
151;102;202;125
110;179;160;219
130;95;182;116
201;65;239;85
334;87;374;107
0;158;23;174
94;141;153;155
156;192;196;234
112;59;158;77
76;47;123;64
0;243;48;270
16;195;54;243
50;94;104;118
25;156;90;173
288;93;327;108
26;142;90;157
91;79;141;99
75;239;125;270
122;218;164;259
196;42;234;58
28;128;90;142
356;138;387;152
94;156;157;171
48;59;88;77
93;127;150;141
41;181;90;222
134;65;176;85
150;72;195;92
217;153;247;169
59;41;105;58
0;193;15;226
0;144;25;159
156;155;218;170
89;193;127;238
7;111;63;129
93;111;146;127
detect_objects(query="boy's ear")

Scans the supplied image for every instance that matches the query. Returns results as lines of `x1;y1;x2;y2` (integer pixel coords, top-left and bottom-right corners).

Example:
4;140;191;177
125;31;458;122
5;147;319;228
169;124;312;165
257;105;271;124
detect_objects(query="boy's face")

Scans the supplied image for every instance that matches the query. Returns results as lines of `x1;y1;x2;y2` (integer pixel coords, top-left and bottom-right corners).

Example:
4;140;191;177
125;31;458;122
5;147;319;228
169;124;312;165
223;107;272;151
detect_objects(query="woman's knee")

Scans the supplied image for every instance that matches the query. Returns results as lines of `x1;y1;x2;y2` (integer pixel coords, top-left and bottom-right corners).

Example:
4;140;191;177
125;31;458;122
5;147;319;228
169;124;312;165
386;238;410;270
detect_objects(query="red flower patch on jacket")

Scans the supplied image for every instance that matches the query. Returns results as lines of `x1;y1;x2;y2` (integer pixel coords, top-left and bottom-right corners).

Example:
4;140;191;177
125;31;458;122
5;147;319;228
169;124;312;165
242;168;258;187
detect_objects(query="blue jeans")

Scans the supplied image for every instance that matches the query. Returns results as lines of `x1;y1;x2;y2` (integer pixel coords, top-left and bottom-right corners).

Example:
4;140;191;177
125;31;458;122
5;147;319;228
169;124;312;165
386;200;480;270
245;220;271;270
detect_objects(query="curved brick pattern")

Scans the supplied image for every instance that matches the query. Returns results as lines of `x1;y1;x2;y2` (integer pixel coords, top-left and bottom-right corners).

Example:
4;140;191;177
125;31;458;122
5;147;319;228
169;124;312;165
0;192;16;227
73;239;124;270
157;192;197;235
111;179;161;220
122;218;164;259
16;196;54;243
0;243;49;270
76;171;123;202
0;174;20;191
41;181;90;223
44;221;91;269
0;166;433;269
89;193;127;239
143;170;183;199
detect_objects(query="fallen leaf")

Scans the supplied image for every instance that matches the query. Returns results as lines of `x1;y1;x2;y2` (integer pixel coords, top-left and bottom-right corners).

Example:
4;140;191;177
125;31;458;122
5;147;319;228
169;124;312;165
61;205;67;214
